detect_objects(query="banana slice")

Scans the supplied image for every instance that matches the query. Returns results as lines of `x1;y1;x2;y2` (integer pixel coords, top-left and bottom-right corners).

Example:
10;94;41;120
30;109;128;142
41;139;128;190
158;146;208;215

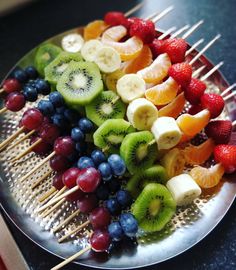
116;74;146;103
94;46;121;73
166;174;202;206
151;117;182;150
81;40;103;62
127;98;158;130
61;33;84;53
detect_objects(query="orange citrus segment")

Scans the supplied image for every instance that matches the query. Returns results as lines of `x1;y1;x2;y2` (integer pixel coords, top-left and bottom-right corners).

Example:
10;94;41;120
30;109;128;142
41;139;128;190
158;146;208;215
137;53;171;84
176;109;210;137
102;25;143;61
122;45;153;74
190;163;225;188
158;92;186;118
178;133;193;145
84;20;109;41
145;77;179;106
183;138;215;165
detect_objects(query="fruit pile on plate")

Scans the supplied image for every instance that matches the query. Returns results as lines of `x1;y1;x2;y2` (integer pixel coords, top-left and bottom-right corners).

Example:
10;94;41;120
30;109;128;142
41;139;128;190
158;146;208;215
1;11;236;250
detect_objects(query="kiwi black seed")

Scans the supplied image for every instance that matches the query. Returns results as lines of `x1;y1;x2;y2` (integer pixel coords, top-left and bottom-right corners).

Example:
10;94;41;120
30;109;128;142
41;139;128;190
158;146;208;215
57;61;103;106
120;131;157;174
85;91;126;126
93;119;135;154
126;165;168;199
35;43;62;76
132;183;176;232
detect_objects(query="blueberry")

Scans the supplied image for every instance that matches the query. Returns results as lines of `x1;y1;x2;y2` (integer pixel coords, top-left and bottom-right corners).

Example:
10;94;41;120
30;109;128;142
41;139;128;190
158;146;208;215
78;117;94;133
27;79;36;87
71;127;85;142
108;222;124;241
13;69;28;83
96;184;110;200
108;179;121;193
35;79;51;95
52;113;68;128
68;152;79;162
56;106;66;114
98;162;112;181
108;154;126;176
49;91;65;107
106;198;121;215
119;213;138;238
77;156;95;170
24;66;38;79
116;190;132;208
23;85;38;102
75;141;87;155
38;100;55;116
64;109;79;125
91;150;106;166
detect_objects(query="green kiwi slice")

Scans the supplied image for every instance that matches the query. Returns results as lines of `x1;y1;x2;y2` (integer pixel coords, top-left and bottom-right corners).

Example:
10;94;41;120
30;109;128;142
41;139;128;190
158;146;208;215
85;91;126;126
126;165;168;199
57;61;103;106
132;183;176;232
93;119;135;154
44;52;83;85
120;131;157;175
35;43;62;76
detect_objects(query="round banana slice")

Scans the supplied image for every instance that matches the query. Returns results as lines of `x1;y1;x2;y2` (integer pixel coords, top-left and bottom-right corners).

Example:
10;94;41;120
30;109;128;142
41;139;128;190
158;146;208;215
127;98;158;130
81;40;103;62
95;46;121;73
116;74;146;103
62;33;84;53
166;174;202;206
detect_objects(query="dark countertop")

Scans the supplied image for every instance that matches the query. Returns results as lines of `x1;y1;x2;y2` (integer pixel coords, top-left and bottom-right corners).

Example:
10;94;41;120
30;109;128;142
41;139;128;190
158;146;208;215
0;0;236;269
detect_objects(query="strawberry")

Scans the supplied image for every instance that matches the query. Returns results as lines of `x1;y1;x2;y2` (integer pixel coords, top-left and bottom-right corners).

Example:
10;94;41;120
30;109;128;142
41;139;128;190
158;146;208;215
184;78;206;105
164;38;188;63
126;17;142;29
205;120;232;144
149;39;168;58
129;19;156;44
201;93;225;118
168;62;192;87
104;12;128;28
214;144;236;174
188;104;203;115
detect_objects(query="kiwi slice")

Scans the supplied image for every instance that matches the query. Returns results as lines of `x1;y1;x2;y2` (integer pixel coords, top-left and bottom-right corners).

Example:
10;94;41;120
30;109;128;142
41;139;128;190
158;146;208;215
93;119;135;154
132;183;176;232
126;165;168;199
44;52;83;85
35;43;62;76
85;91;126;126
57;61;103;106
120;131;157;175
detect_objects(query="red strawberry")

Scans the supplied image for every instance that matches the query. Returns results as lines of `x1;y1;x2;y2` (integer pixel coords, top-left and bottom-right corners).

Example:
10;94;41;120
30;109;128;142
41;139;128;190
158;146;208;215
149;39;168;58
201;93;225;118
104;12;128;28
126;17;142;29
184;78;206;105
188;104;203;115
205;120;232;144
164;38;188;63
129;19;156;44
214;144;236;174
168;62;192;87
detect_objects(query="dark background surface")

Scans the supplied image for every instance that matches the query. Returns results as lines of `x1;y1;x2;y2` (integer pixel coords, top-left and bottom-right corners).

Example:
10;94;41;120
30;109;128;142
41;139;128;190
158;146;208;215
0;0;236;269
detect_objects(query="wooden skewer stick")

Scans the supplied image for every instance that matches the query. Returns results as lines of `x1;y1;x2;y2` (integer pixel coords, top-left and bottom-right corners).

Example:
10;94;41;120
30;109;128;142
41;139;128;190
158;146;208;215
58;220;90;243
223;91;235;101
232;120;236;127
53;209;81;233
0;126;25;151
201;61;224;81
186;38;204;56
19;151;55;183
51;245;91;270
152;5;174;23
11;138;43;163
124;1;145;17
0;107;7;115
31;169;53;189
0;88;5;94
189;34;221;65
171;24;190;38
221;83;236;97
40;198;66;218
38;187;57;203
158;27;177;40
7;130;35;151
192;65;206;78
182;20;204;39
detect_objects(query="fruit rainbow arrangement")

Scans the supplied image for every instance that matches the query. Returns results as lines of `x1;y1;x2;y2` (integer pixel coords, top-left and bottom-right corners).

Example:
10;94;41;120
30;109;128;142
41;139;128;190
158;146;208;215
0;4;235;270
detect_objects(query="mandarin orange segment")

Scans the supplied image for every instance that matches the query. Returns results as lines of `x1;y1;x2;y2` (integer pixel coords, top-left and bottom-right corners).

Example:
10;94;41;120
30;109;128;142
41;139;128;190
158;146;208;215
84;20;109;41
122;45;153;74
137;53;171;84
183;138;215;165
190;163;225;188
178;133;193;145
158;92;186;118
145;77;179;106
102;25;127;42
176;109;210;137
